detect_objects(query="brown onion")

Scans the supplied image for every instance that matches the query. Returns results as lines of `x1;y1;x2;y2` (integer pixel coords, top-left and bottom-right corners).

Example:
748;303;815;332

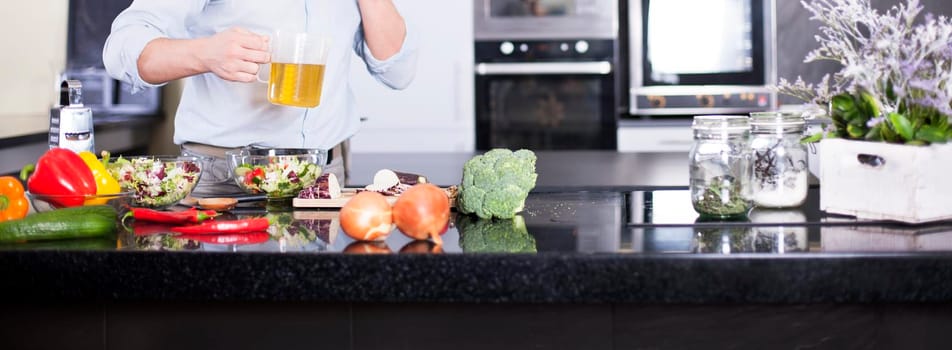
340;191;393;241
399;240;444;254
343;241;393;254
392;183;449;245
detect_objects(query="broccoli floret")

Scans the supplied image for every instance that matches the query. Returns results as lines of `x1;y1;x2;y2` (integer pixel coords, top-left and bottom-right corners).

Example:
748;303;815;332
482;184;528;219
457;148;537;219
456;215;536;253
458;186;487;218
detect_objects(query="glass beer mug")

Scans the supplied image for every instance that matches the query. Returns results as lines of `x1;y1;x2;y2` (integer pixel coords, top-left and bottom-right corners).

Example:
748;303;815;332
259;31;329;108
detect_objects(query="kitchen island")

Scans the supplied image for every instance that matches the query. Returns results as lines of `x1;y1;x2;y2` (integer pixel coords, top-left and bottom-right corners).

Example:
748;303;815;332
2;151;951;349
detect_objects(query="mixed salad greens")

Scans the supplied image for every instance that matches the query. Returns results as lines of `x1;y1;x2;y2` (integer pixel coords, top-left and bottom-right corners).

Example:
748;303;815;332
234;156;321;198
107;156;202;208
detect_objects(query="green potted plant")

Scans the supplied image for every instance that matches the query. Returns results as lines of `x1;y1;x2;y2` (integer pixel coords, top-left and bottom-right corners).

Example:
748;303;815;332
777;0;952;223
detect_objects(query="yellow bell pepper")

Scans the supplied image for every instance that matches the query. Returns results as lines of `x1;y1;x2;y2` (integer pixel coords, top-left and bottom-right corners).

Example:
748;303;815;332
78;151;121;205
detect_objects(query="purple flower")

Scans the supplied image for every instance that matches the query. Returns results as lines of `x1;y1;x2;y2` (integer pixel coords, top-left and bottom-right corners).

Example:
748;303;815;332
866;116;886;128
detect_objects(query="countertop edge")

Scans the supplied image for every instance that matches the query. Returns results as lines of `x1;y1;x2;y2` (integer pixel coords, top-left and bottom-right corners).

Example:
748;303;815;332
4;250;952;304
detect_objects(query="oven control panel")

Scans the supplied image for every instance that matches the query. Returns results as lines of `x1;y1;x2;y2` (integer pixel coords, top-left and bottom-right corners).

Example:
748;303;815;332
637;93;770;109
476;39;614;62
630;89;776;116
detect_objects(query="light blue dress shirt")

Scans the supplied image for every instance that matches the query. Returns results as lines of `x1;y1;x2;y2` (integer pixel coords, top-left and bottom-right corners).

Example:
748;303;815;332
103;0;418;150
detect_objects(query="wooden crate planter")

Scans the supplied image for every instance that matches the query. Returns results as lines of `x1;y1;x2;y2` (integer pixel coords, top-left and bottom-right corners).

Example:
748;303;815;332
819;138;952;223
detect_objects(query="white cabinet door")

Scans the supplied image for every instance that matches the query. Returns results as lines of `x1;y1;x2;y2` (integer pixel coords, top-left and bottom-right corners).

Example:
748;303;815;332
348;0;474;153
617;126;694;152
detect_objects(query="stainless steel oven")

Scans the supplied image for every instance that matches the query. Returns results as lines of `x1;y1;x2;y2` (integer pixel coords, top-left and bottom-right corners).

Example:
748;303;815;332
473;0;620;150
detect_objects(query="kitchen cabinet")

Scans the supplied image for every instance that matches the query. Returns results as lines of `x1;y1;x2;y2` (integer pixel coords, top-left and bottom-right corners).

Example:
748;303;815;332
616;123;693;152
348;0;474;153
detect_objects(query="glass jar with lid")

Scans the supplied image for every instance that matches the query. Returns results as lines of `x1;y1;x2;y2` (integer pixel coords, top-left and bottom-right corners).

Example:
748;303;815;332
748;112;809;208
689;115;752;218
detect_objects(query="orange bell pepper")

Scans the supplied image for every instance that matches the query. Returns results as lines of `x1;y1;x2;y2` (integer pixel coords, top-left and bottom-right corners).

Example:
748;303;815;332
0;176;29;221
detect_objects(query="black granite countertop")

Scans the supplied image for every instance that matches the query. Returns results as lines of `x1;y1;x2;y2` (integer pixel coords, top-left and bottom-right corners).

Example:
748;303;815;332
3;151;952;304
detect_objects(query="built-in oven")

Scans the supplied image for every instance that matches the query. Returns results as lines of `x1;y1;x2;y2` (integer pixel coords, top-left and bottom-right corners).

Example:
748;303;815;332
473;0;620;150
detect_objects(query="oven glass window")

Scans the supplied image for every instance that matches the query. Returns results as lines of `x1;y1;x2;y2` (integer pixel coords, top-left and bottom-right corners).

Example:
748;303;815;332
490;0;576;17
643;0;760;85
648;0;752;76
484;76;610;149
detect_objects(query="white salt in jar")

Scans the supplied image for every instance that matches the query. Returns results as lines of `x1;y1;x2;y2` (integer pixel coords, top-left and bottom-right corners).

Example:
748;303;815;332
748;112;809;208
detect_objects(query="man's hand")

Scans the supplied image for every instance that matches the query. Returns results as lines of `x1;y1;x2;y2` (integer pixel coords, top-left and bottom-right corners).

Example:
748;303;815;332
138;27;271;84
198;28;271;82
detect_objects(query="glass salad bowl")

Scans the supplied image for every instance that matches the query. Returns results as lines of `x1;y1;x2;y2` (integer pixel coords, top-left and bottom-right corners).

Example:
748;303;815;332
226;148;327;202
106;155;203;208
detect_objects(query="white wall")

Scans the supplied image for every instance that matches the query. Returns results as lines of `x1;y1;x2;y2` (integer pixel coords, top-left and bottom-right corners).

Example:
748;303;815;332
0;2;68;117
348;0;475;153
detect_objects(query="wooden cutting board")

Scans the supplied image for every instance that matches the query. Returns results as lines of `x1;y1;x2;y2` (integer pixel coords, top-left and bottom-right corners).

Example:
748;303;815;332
292;188;456;209
292;189;396;208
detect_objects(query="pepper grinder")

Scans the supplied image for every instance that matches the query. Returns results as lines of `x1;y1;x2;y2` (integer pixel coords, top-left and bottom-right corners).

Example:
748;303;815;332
49;80;95;153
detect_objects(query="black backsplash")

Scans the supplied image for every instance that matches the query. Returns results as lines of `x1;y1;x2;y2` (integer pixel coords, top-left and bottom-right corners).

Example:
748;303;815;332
65;0;161;115
67;0;132;69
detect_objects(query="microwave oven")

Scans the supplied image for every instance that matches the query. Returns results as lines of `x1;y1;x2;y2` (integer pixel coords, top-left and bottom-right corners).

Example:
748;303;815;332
628;0;777;116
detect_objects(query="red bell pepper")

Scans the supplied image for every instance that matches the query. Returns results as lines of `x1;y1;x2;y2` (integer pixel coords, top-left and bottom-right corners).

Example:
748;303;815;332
171;217;271;235
123;207;218;224
20;148;97;208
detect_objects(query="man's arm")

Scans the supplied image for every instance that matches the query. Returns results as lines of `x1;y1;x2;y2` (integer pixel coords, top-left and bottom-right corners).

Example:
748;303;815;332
138;28;270;84
104;0;270;90
356;0;407;61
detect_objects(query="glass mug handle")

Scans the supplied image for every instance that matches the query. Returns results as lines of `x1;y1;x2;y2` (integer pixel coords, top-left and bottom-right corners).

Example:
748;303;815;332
256;32;273;84
256;63;271;83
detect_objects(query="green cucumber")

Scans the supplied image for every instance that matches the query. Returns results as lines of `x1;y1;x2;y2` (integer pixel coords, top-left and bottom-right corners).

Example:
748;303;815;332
0;205;118;243
0;237;116;250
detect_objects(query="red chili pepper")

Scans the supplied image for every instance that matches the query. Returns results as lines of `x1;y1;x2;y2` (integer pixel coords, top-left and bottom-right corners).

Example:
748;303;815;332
19;148;96;207
179;232;270;245
129;221;176;236
124;207;217;224
171;217;270;235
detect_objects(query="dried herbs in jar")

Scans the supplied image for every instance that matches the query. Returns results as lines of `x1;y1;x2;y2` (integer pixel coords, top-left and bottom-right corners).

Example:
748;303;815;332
689;115;752;218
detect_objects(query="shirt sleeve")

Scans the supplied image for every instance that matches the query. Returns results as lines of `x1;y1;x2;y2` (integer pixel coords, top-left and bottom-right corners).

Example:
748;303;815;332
102;0;207;94
353;19;420;90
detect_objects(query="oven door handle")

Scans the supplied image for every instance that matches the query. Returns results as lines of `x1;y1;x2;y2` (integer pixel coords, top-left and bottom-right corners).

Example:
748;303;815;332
475;61;613;75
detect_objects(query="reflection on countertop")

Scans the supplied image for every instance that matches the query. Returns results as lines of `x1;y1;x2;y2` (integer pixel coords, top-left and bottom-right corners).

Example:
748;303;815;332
10;189;952;256
120;191;625;254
